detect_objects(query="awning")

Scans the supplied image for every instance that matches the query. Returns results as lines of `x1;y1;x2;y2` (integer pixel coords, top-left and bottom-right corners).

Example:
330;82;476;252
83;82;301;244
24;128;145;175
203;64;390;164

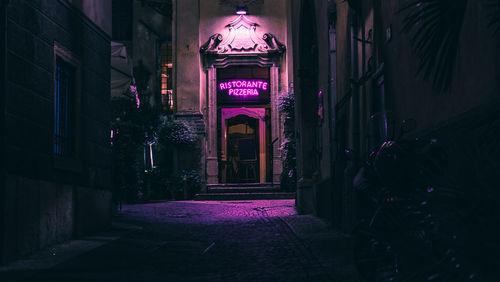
111;41;134;97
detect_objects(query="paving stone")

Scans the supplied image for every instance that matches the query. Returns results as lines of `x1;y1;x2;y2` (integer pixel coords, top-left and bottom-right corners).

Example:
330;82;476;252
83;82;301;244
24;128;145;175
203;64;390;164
0;200;363;282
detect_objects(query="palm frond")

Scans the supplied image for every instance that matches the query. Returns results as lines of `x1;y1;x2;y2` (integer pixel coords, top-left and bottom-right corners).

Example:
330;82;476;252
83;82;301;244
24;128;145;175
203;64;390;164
483;0;500;45
399;0;468;92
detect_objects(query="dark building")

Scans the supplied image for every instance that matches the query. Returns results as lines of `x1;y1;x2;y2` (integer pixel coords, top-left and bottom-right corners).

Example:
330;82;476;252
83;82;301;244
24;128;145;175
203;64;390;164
291;0;500;233
111;0;172;109
0;0;113;263
109;0;174;202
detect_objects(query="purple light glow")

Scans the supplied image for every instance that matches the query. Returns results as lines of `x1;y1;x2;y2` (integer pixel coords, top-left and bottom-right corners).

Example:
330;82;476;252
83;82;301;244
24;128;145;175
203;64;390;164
219;79;268;91
228;88;259;96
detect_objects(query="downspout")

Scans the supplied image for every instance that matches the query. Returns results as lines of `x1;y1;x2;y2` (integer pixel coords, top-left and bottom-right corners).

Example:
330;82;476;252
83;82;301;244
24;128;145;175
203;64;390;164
327;1;338;223
171;0;179;176
172;0;177;114
360;15;366;156
350;12;359;160
0;0;7;264
343;7;359;232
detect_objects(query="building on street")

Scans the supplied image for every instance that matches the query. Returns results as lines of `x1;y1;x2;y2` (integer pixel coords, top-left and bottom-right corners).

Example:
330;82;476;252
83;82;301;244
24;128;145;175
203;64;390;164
0;0;113;263
1;1;500;279
172;0;293;186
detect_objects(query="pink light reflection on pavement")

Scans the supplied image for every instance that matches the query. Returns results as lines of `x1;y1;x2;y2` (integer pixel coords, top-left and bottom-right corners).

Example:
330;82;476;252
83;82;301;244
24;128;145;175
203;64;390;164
122;200;296;224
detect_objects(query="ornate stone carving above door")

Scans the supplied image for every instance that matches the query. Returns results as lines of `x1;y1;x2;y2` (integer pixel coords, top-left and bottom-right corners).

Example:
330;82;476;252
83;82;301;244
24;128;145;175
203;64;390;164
200;15;285;55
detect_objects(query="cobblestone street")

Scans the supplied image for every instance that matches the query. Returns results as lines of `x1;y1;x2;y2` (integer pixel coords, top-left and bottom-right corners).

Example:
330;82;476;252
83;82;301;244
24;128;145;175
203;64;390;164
1;200;362;281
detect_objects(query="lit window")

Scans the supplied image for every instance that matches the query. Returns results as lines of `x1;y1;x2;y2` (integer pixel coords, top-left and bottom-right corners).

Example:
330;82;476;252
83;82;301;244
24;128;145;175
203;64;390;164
160;42;173;111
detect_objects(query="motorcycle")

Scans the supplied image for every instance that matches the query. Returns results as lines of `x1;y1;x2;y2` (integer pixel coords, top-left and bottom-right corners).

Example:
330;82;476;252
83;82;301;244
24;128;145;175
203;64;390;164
352;132;487;281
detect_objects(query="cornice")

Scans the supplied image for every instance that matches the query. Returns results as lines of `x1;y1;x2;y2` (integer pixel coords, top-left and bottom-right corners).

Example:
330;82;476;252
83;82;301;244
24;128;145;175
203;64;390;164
200;15;285;56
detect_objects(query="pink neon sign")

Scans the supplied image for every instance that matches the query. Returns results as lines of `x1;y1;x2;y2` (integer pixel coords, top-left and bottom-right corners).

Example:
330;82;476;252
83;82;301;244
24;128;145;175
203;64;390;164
217;78;270;104
218;79;268;96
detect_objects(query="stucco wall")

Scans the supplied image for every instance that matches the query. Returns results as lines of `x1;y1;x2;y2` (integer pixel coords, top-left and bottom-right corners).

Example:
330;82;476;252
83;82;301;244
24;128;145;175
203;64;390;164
69;0;112;36
314;0;331;180
175;0;200;113
333;0;351;104
380;0;500;133
175;0;291;114
1;175;112;263
199;0;288;43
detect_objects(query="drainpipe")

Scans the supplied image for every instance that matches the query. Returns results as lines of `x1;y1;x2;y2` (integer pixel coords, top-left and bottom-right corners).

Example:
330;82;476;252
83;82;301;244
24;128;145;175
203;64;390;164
344;8;360;232
360;16;366;156
327;0;338;223
0;0;7;264
350;12;360;160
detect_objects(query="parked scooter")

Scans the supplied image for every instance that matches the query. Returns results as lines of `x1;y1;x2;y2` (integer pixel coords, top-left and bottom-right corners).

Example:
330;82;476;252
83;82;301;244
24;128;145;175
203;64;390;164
352;122;482;281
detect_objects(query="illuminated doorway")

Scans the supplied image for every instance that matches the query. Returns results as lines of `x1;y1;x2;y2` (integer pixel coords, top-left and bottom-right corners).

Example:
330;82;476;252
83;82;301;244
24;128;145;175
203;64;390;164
220;108;267;183
225;115;259;183
200;14;285;185
216;66;269;184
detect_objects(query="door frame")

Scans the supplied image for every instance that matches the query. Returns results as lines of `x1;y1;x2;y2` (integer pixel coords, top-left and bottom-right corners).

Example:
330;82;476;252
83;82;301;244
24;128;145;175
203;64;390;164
204;57;281;184
221;107;266;183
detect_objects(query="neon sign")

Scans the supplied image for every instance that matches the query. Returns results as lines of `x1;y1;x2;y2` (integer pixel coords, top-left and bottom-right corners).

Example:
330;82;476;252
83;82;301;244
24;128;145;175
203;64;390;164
218;79;268;97
217;79;270;104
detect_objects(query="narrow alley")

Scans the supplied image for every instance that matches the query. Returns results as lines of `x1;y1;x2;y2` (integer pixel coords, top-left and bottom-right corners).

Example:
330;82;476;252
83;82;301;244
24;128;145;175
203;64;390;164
1;1;499;281
0;200;361;282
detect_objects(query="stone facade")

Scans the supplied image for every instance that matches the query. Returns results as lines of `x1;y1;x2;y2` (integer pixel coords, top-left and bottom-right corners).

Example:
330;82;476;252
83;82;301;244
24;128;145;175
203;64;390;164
0;0;112;263
288;0;337;221
173;0;291;186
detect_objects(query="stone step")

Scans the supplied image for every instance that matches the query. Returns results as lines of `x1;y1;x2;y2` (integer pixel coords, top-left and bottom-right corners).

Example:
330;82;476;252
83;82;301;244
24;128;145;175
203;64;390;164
206;182;281;193
206;182;277;188
207;186;280;193
193;192;296;201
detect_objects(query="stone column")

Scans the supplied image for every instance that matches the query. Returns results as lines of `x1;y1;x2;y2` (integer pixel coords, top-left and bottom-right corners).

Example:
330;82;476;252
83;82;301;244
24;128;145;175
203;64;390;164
206;66;218;183
174;0;200;114
270;66;282;182
174;0;208;184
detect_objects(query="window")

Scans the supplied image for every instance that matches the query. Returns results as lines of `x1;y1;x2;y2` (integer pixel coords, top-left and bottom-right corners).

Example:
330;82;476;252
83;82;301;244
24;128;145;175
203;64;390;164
54;57;75;156
159;41;173;111
53;44;80;164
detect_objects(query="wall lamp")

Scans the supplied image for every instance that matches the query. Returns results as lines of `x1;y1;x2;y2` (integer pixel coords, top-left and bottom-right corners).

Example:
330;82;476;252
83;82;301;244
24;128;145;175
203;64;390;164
236;5;247;15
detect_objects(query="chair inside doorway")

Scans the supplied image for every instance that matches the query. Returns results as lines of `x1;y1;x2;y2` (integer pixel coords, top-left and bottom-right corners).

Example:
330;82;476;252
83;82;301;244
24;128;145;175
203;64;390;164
226;115;259;183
